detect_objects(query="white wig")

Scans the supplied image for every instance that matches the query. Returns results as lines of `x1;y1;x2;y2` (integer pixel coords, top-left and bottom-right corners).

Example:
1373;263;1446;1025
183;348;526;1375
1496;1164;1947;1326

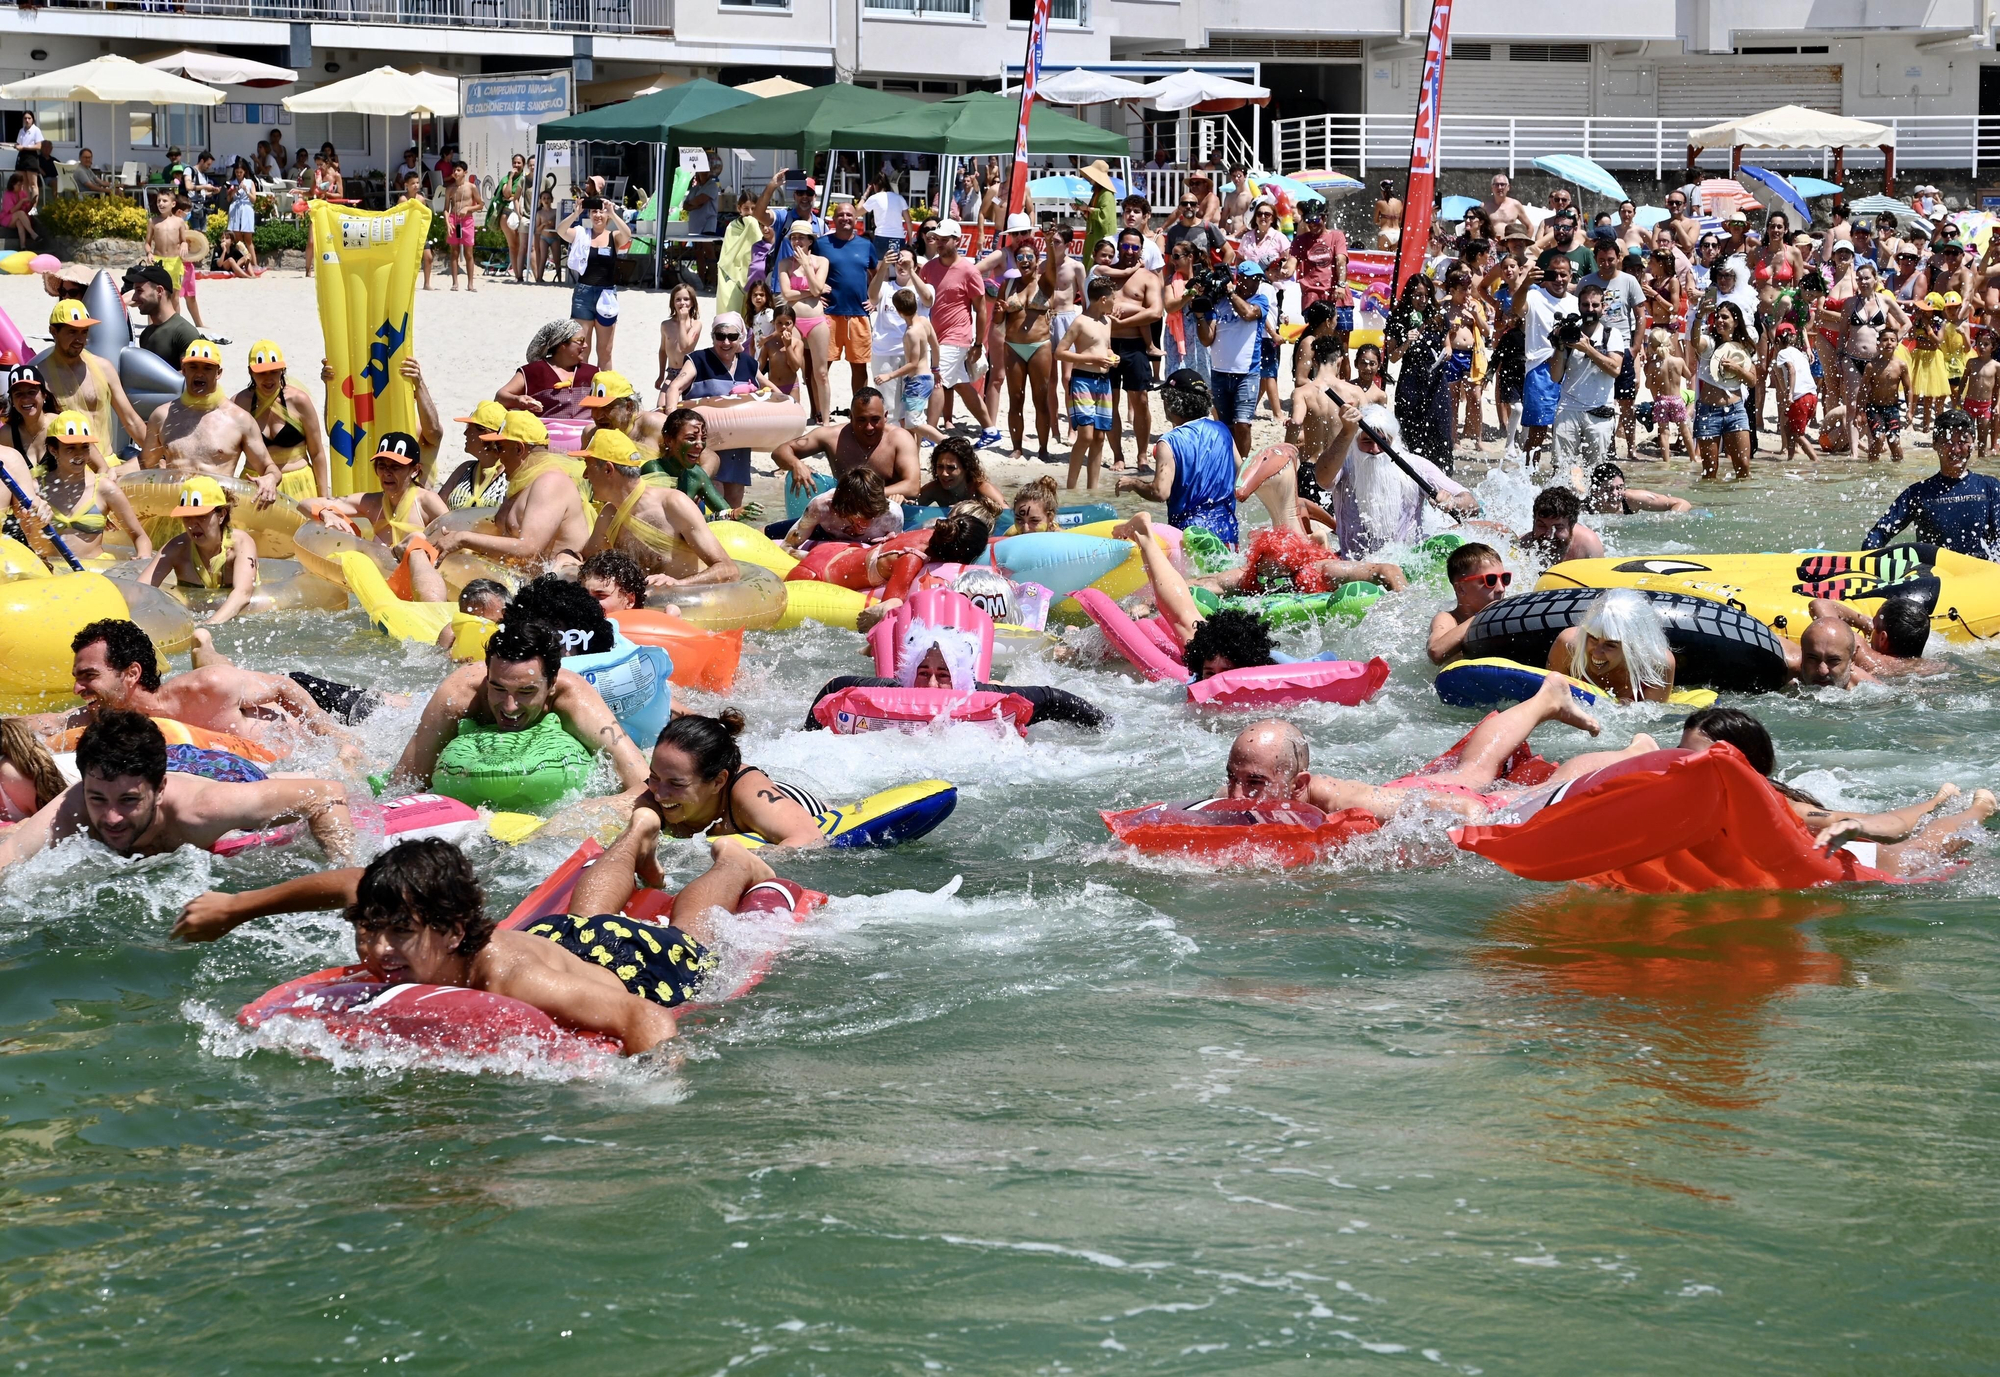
1346;403;1415;551
1570;589;1673;696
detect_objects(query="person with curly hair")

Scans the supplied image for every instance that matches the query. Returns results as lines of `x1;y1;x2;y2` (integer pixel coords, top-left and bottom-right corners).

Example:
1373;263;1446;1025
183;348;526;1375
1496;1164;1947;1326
169;834;794;1054
915;437;1005;516
579;550;649;613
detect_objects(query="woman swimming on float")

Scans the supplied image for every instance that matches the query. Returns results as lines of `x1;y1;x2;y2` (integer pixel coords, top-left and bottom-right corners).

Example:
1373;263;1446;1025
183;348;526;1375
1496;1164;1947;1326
142;475;258;626
34;410;150;564
640;710;831;848
1545;588;1678;703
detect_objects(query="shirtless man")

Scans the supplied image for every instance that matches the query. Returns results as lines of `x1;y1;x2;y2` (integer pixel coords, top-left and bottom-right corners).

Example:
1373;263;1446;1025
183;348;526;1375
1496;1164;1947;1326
1522;485;1604;562
1103;227;1165;467
443;159;484;291
1783;595;1943;685
0;710;352;869
1041;224;1088;435
169;834;786;1054
42;300;147;455
143;340;281;508
389;620;648;797
1374;179;1404;250
772;387;921;501
1219;673;1653;824
1427;540;1512;666
431;410;590;569
574;428;740;587
576;370;669;460
1220;162;1254;235
1579;461;1692;515
1788;616;1879;689
1482;174;1530;243
27;619;358;761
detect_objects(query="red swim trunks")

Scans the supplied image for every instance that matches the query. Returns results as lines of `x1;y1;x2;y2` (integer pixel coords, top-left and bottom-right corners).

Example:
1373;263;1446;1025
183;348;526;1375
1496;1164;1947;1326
1966;398;1994;420
1785;393;1819;436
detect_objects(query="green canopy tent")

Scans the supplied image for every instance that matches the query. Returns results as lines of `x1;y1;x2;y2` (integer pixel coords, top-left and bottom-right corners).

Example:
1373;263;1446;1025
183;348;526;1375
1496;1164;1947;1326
537;79;759;289
825;90;1132;158
664;83;929;200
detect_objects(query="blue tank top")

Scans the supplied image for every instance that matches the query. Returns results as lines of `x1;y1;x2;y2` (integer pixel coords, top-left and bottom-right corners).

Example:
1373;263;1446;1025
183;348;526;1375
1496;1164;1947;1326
1163;417;1240;548
685;347;759;401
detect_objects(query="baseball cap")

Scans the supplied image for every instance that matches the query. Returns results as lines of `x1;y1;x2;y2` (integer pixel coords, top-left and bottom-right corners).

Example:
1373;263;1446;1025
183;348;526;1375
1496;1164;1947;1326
1234;261;1266;278
577;371;636;408
371;431;422;466
246;339;287;372
934;219;964;241
8;363;48;394
180;338;223;367
170;475;229;516
121;263;173;296
49;409;94;442
482;410;548;447
1591;225;1620;243
454;399;508;431
572;427;642;467
49;300;98;329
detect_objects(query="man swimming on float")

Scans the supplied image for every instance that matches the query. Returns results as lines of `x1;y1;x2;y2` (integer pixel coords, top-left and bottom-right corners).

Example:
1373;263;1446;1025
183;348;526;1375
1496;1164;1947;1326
389;619;648;800
1427;540;1511;666
1781;596;1941;687
572;427;741;588
26;619;359;761
1220;672;1656;822
431;411;590;571
0;711;351;868
171;834;789;1055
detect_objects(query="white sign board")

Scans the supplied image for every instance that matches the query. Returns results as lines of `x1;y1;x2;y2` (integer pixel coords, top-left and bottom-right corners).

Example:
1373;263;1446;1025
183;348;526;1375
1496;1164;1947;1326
679;147;710;173
459;73;571;217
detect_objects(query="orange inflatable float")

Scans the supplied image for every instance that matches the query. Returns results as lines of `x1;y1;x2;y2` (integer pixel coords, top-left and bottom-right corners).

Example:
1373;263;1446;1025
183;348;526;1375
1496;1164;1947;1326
607;608;743;693
1452;744;1945;892
51;716;278;764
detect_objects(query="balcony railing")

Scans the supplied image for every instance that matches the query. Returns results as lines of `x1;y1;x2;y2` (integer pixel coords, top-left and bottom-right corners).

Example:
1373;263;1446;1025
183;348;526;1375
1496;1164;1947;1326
8;0;671;35
1272;113;2000;180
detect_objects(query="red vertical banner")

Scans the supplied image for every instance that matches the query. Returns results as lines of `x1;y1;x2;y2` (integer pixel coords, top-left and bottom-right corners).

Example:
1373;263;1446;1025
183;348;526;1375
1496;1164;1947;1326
1392;0;1456;295
1003;0;1054;222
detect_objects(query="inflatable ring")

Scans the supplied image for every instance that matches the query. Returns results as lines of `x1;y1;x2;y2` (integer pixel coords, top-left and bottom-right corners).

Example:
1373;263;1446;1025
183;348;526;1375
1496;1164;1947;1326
1435;656;1717;711
643;563;786;633
773;577;865;631
105;556;349;617
292;518;398;589
1541;544;2000;644
710;519;799;578
430;712;595;811
113;471;308;560
1463;586;1788;692
51;715;278;763
424;507;527;597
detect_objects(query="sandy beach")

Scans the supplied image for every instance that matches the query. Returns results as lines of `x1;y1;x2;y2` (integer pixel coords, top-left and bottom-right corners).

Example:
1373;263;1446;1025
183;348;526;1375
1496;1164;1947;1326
0;263;1294;509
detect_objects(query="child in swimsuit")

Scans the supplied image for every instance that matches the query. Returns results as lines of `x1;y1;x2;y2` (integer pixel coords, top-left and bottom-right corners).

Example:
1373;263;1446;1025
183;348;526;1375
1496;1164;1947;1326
758;303;806;403
1966;327;2000;456
1643;328;1694;461
142;475;260;627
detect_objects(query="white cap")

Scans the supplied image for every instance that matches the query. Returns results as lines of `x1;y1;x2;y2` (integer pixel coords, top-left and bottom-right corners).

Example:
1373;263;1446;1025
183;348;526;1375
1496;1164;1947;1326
1004;211;1033;233
935;218;964;240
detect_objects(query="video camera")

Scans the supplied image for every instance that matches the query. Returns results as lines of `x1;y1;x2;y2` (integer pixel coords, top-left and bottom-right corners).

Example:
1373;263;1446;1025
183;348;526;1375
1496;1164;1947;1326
1549;311;1585;350
1184;266;1239;314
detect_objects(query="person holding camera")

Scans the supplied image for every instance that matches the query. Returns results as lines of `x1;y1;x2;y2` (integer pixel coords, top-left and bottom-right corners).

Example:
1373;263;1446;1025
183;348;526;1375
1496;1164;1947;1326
1546;281;1629;473
1197;261;1277;457
1521;250;1579;468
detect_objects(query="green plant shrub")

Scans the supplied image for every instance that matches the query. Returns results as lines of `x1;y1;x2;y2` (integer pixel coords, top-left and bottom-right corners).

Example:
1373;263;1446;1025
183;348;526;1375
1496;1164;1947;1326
255;219;309;253
40;194;149;242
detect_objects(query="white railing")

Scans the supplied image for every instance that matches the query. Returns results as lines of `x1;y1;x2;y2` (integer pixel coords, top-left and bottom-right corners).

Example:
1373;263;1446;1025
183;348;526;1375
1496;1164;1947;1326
4;0;671;33
1272;112;2000;180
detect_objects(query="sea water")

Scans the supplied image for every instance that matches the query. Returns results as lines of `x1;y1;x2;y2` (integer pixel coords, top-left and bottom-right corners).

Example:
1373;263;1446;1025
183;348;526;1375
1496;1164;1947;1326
5;459;2000;1373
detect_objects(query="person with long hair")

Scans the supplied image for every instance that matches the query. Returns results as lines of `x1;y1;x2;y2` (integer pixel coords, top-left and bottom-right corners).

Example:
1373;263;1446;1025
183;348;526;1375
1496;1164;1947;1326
227;160;259;275
33;411;149;564
232;340;329;502
496;152;530;283
776;221;832;424
556;194;631;368
1161;238;1213;389
1000;242;1056;460
1546;588;1677;703
916;436;1005;515
655;282;702;408
1690;300;1758;479
0;716;65;823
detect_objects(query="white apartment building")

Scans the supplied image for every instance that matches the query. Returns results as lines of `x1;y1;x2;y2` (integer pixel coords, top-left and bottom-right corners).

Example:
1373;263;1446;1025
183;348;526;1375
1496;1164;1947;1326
0;0;1995;179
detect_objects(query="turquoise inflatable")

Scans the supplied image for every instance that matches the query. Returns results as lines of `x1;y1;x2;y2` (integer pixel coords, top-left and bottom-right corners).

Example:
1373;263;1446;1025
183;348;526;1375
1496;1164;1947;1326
565;633;673;750
784;472;837;521
983;532;1132;598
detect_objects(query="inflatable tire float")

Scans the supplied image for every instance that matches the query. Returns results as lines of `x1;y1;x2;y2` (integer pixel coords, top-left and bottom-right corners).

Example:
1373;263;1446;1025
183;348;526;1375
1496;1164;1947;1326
339;549;452;644
1452;742;1950;892
1539;545;2000;644
564;634;673;750
430;712;595;811
709;519;799;578
710;778;959;851
214;793;485;858
643;563;786;633
1461;586;1788;692
0;570;197;712
1436;657;1717;711
423;507;524;597
114;471;309;560
689;396;809;453
293;519;398;589
608;609;742;693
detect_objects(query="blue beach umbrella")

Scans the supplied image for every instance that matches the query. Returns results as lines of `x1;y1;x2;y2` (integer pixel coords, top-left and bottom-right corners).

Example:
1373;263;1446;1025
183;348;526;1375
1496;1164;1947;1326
1737;166;1810;224
1531;153;1628;204
1441;194;1480;221
1791;175;1843;198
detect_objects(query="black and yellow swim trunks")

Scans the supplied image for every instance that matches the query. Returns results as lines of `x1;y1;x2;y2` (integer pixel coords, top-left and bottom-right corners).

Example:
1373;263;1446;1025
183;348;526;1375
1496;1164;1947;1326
526;913;715;1007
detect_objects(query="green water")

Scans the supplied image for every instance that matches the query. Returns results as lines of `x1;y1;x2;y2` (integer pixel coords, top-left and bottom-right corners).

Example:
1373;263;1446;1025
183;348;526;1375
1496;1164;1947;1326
7;461;2000;1374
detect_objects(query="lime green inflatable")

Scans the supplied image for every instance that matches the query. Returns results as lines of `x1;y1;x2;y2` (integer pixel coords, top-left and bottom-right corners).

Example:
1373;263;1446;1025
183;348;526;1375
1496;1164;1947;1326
431;712;594;810
1192;580;1383;627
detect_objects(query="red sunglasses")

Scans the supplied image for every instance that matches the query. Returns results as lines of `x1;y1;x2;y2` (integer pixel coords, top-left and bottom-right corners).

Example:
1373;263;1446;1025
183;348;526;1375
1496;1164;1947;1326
1455;570;1513;589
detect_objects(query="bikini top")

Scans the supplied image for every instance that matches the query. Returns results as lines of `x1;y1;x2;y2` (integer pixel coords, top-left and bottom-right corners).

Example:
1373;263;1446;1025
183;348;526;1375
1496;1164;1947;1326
193;534;240;589
718;766;829;837
47;475;105;536
369;485;425;543
254;388;307;450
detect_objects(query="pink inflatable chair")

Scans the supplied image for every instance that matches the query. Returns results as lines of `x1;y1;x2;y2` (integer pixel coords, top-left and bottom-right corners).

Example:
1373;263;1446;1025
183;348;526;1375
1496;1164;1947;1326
0;304;28;368
866;588;996;686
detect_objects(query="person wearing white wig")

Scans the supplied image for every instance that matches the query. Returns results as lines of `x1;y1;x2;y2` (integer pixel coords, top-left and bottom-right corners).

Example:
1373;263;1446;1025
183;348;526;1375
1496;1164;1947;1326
1323;402;1477;559
1546;588;1678;702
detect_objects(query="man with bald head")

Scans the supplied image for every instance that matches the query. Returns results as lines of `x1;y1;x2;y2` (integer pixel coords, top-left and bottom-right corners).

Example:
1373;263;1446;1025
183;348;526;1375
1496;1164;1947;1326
1222;674;1650;822
1789;618;1877;689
